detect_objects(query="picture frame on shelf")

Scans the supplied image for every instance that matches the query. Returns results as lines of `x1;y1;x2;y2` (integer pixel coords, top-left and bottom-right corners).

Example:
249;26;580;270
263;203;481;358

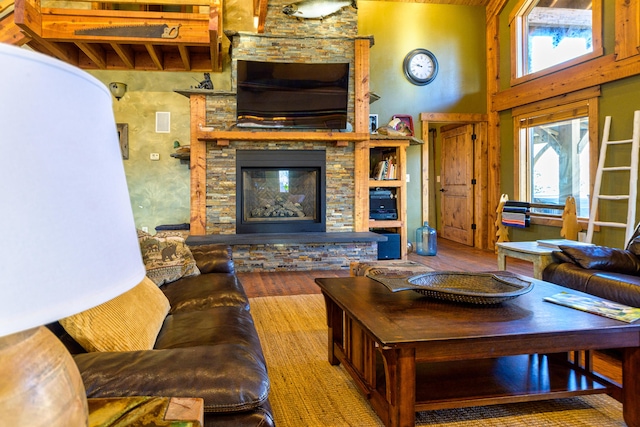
369;114;379;134
392;114;414;136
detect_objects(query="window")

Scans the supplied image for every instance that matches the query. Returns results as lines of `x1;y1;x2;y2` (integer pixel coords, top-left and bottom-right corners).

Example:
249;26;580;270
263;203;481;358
513;93;598;221
511;0;602;84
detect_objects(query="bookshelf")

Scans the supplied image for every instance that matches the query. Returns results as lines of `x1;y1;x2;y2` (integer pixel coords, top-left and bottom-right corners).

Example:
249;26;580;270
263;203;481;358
368;137;410;259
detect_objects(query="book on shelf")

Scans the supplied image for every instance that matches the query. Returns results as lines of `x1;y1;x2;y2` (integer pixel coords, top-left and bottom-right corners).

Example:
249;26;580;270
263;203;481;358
371;157;397;180
544;292;640;323
536;239;595;249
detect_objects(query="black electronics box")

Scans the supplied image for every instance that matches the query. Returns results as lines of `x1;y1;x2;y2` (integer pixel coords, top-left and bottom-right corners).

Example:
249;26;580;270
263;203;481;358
375;231;401;260
370;189;396;211
370;190;397;220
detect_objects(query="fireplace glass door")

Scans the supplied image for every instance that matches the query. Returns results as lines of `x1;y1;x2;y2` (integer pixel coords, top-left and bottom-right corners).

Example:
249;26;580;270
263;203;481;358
236;150;326;233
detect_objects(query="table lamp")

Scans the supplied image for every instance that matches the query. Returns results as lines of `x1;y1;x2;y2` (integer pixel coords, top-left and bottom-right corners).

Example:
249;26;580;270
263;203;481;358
0;44;146;424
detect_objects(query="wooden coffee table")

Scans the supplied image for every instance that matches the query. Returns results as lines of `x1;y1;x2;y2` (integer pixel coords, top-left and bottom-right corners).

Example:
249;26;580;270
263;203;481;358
315;276;640;427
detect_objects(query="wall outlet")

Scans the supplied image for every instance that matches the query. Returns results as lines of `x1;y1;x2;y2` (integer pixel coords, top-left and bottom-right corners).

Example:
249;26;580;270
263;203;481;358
150;153;160;161
141;226;149;233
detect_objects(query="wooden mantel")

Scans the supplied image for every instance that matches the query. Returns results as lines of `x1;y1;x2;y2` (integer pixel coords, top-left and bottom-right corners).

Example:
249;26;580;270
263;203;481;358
196;130;370;147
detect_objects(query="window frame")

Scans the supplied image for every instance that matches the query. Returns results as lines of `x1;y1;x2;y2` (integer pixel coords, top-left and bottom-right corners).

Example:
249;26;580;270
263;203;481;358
509;0;603;86
512;88;600;227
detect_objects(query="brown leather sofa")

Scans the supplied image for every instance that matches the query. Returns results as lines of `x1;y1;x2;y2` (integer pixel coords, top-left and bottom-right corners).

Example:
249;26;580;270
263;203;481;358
48;244;274;427
542;231;640;308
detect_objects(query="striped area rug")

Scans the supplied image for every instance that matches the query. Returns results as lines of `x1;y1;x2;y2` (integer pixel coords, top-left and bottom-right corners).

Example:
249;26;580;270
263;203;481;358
249;293;626;427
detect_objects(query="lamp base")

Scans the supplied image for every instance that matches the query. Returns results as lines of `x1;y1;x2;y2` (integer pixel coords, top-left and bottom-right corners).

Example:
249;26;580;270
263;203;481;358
0;326;88;426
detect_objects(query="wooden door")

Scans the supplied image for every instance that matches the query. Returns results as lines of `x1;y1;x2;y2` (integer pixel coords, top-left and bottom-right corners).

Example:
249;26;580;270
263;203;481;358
440;124;475;246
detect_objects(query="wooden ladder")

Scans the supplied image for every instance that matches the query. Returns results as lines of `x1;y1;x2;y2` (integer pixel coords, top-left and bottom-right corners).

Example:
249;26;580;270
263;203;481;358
586;110;640;245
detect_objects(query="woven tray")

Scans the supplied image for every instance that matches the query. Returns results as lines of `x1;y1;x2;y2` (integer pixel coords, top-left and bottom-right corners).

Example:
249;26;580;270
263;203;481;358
367;271;533;304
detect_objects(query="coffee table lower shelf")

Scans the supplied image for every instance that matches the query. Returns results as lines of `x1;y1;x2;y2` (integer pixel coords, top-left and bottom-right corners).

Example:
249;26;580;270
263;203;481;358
335;344;619;423
389;354;613;410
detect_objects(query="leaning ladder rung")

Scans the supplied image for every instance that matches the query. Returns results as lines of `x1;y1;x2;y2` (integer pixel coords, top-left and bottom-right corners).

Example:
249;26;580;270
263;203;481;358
586;111;640;246
607;139;634;144
597;195;630;200
592;221;628;228
602;166;631;172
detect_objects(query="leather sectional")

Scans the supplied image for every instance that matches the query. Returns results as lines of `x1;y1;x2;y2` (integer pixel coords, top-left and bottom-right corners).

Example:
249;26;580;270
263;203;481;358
48;243;274;427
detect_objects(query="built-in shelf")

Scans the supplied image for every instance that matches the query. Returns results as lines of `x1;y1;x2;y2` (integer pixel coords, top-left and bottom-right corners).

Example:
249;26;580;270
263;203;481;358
174;89;235;98
170;152;190;165
371;134;424;145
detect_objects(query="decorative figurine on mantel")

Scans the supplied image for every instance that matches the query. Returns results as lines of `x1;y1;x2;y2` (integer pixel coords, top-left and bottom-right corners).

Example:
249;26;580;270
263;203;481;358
192;73;213;90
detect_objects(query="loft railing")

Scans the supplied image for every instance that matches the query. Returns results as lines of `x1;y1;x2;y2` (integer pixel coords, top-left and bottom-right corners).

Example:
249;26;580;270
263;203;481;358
7;0;222;71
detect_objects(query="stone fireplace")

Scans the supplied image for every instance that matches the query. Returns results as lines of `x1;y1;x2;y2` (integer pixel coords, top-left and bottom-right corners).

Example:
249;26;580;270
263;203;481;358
184;2;380;271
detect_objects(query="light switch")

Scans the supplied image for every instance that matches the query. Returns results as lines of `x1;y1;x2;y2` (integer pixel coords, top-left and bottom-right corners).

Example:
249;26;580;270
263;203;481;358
150;153;160;160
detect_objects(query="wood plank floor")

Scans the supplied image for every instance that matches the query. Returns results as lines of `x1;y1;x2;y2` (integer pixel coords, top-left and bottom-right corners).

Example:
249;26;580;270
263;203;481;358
237;237;622;385
237;238;535;298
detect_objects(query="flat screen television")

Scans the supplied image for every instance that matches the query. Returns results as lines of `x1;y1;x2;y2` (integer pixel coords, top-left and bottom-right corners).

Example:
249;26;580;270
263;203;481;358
236;60;350;130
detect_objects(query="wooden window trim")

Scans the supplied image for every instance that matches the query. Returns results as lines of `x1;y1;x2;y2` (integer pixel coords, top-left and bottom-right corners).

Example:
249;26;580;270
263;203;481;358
509;0;603;86
513;92;599;225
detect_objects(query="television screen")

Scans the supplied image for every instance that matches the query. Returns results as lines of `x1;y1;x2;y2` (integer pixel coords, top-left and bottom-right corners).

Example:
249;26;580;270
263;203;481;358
236;60;350;130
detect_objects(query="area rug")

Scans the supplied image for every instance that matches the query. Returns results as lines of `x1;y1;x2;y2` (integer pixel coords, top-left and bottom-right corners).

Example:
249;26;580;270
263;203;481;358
249;294;626;427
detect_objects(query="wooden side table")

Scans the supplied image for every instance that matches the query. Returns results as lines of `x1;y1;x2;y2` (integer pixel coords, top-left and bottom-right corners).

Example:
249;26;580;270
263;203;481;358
88;396;204;427
496;241;555;279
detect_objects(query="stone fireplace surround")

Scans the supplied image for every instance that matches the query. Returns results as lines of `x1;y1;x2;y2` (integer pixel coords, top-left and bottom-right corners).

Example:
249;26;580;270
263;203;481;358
184;3;381;271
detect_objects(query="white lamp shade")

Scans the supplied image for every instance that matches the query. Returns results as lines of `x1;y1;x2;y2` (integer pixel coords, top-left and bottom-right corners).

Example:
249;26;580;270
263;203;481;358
0;44;146;337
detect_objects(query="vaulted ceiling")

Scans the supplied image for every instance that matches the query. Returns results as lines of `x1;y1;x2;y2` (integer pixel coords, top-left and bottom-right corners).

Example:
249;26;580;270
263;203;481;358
0;0;489;72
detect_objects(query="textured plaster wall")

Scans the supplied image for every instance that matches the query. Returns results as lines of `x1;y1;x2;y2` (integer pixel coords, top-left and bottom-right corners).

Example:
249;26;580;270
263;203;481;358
89;70;226;232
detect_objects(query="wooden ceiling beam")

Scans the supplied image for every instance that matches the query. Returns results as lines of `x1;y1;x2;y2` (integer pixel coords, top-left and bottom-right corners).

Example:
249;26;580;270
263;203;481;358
0;11;30;46
179;44;192;70
145;43;164;69
255;0;267;33
110;42;136;69
76;41;107;69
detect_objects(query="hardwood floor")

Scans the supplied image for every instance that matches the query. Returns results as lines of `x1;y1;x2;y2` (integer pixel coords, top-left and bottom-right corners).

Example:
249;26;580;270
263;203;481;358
238;238;535;298
237;237;623;385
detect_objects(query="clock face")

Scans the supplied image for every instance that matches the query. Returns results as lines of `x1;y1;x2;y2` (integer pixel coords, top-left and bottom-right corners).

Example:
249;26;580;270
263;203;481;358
403;49;438;86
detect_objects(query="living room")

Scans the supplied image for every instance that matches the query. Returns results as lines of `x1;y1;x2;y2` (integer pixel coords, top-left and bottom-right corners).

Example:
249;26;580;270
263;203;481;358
3;0;640;426
5;0;637;251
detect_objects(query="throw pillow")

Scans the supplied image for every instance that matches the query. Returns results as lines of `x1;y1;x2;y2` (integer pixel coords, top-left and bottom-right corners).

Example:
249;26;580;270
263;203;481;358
138;230;200;286
559;245;640;275
59;276;170;352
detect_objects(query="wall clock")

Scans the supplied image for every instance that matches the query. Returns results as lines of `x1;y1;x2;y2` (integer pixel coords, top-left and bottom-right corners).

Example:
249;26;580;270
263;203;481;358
403;48;438;86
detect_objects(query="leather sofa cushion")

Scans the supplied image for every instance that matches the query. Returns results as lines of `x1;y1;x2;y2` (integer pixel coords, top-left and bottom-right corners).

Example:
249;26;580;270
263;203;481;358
190;244;235;275
161;273;249;314
543;262;640;307
558;244;640;275
155;306;264;360
74;344;270;414
203;403;274;427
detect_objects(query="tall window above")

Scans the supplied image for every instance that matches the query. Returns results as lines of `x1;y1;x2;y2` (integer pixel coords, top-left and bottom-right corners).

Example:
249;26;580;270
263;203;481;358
513;94;598;221
511;0;602;83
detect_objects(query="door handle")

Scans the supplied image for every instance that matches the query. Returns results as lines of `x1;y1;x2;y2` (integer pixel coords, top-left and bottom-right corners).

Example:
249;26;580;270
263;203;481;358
439;188;446;192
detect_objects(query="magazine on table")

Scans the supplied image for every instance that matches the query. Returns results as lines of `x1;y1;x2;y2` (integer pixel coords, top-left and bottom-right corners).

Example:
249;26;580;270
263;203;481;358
536;239;595;249
544;292;640;323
